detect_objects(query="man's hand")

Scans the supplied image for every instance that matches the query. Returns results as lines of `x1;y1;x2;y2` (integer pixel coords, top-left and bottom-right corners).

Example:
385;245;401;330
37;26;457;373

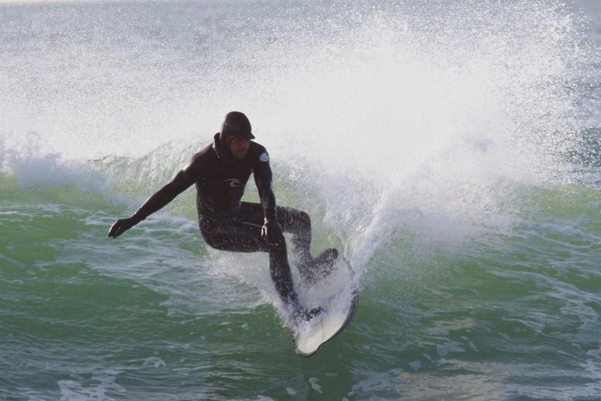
261;219;283;246
108;217;137;238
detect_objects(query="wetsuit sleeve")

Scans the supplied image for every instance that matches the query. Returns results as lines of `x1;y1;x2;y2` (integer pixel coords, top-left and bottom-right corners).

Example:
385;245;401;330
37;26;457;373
253;149;277;222
130;152;204;223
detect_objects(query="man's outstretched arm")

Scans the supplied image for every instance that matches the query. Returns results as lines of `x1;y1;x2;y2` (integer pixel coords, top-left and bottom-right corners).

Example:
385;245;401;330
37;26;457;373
108;154;202;238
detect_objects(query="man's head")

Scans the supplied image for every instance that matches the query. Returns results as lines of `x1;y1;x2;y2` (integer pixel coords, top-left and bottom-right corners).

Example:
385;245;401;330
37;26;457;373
220;111;254;159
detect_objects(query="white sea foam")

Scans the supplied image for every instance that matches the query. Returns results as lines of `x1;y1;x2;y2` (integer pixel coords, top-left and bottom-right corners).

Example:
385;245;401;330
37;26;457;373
57;371;126;401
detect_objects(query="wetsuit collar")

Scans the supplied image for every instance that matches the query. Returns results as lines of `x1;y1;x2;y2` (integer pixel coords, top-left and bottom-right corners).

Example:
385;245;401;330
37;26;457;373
213;132;252;163
213;132;231;160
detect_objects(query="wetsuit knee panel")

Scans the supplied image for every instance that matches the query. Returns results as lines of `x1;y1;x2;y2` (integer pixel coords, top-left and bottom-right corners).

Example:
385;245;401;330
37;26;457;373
199;219;222;249
298;211;311;228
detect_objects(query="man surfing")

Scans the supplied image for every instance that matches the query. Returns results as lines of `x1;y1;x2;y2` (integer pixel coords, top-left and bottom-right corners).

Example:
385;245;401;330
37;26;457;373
108;111;337;322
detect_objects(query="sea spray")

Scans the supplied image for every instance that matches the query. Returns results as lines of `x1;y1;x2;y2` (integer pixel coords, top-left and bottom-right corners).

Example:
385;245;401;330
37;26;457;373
0;0;599;399
0;0;589;290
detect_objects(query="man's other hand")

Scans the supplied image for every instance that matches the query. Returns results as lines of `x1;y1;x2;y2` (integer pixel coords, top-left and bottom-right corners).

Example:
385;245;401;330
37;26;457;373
261;219;283;246
108;218;137;238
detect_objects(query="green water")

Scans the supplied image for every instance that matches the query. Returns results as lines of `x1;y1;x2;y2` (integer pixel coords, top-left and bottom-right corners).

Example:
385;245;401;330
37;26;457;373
1;177;600;400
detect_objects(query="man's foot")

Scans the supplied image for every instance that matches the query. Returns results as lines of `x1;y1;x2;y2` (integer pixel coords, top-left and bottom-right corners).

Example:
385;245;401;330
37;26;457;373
298;248;339;284
313;248;339;271
294;306;324;324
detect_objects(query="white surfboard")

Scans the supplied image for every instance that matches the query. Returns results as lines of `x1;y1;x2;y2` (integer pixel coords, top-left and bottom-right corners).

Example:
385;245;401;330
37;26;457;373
293;257;360;357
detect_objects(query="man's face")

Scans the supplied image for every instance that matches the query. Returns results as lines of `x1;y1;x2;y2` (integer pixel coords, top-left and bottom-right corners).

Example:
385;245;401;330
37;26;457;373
230;137;250;159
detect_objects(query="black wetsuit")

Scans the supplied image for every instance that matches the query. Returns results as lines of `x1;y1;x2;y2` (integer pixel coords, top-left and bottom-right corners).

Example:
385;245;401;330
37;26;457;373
130;133;314;309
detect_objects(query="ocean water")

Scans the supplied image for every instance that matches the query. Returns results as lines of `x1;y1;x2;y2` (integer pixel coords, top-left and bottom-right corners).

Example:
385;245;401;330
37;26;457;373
1;0;600;399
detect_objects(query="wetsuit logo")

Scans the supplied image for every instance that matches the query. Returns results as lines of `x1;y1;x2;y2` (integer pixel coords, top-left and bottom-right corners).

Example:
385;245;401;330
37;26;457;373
225;178;242;188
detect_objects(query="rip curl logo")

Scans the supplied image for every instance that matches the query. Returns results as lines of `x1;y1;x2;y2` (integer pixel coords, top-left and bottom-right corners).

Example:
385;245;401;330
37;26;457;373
225;178;242;188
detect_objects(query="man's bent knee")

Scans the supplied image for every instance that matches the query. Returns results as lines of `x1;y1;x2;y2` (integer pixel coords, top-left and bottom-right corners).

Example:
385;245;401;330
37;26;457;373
288;210;310;233
200;230;227;250
298;211;310;227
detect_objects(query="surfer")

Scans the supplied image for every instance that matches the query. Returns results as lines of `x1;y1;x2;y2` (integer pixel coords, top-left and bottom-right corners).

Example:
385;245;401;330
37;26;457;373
108;111;337;321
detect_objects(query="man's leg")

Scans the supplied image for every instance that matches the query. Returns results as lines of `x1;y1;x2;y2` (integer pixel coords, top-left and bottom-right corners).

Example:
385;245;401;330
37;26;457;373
238;203;338;280
199;217;299;310
275;206;339;280
275;206;314;266
235;202;315;265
